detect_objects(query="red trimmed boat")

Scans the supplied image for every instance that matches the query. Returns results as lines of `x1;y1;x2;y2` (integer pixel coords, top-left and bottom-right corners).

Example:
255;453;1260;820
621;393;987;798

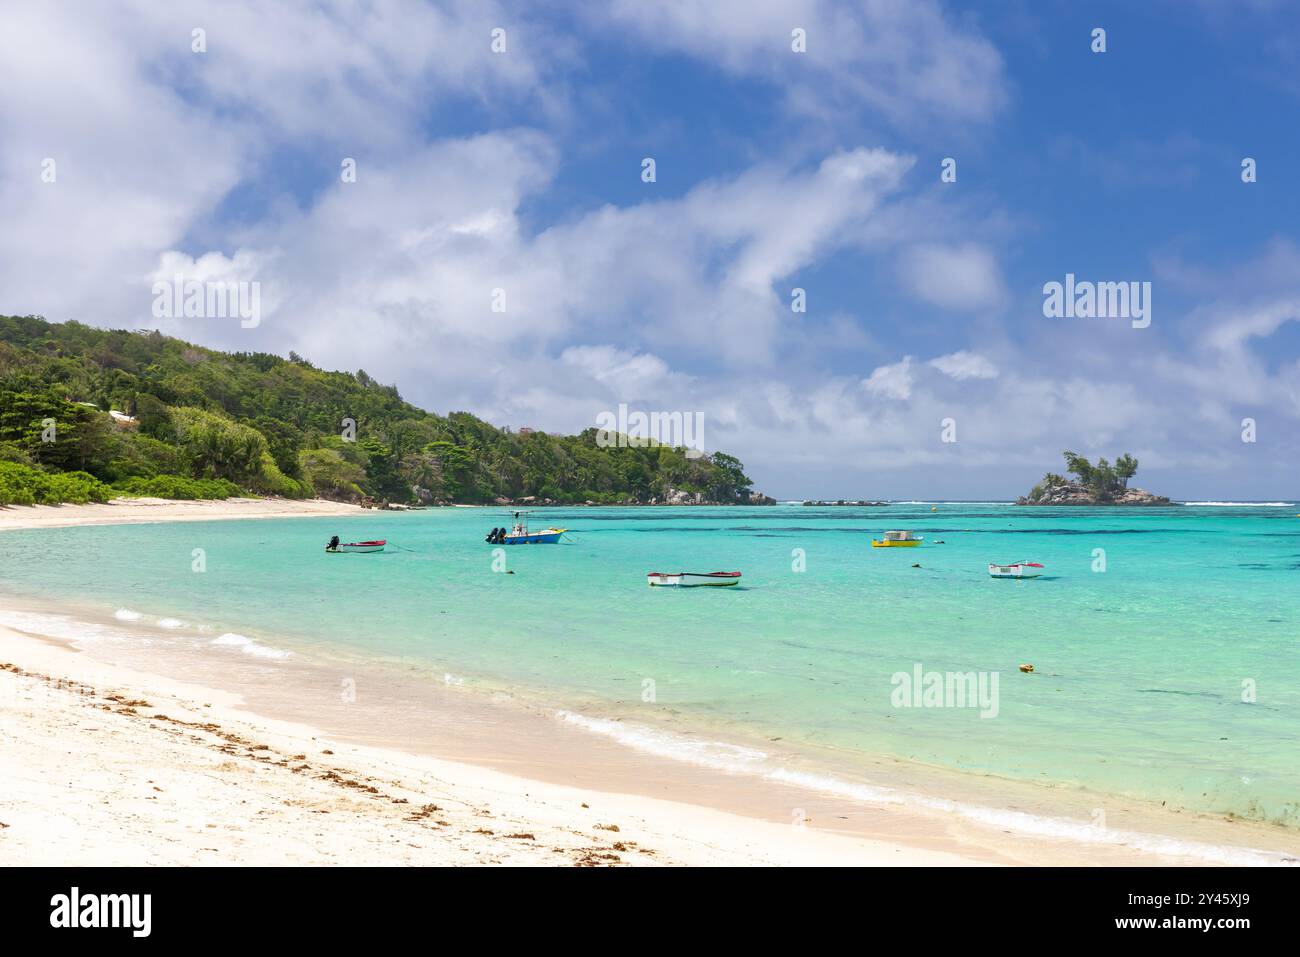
326;539;386;554
988;561;1044;579
647;571;741;588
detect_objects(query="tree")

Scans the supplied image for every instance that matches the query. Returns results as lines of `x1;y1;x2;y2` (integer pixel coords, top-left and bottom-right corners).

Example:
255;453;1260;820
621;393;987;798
357;437;400;498
170;406;268;482
707;452;753;503
133;393;173;439
250;415;305;479
298;448;365;500
1115;453;1138;488
426;440;477;500
1093;457;1116;497
0;391;114;476
0;315;766;505
1053;450;1138;501
1062;451;1094;487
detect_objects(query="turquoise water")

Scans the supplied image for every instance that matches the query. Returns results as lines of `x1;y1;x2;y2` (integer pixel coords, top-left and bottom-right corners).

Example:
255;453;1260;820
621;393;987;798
3;503;1299;826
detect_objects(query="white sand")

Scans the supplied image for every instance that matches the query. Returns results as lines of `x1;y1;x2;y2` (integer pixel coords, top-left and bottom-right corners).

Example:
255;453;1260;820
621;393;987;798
0;497;365;531
0;624;981;866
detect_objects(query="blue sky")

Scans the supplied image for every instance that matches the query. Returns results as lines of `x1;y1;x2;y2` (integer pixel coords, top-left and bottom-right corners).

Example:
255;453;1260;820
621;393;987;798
3;0;1299;499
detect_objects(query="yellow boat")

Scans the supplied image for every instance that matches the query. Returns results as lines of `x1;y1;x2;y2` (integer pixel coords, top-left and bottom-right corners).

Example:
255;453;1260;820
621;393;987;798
871;530;923;547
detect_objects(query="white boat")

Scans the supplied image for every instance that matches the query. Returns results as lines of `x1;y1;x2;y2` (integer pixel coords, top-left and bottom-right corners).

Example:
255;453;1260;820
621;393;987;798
988;561;1044;579
647;571;741;588
325;538;386;553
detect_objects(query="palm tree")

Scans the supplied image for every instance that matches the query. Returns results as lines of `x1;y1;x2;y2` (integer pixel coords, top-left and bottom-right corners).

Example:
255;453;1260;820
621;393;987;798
1115;454;1138;488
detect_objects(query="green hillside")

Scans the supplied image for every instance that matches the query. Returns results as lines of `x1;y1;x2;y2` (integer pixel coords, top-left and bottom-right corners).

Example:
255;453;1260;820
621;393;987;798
0;315;761;507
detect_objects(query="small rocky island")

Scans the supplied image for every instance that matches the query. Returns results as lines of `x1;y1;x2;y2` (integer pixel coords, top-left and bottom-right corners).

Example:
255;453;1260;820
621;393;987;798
1017;451;1172;506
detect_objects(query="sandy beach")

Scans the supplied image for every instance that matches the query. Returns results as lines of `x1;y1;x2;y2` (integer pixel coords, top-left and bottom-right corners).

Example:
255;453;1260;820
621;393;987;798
3;499;1297;867
0;498;966;865
0;497;365;532
0;621;982;866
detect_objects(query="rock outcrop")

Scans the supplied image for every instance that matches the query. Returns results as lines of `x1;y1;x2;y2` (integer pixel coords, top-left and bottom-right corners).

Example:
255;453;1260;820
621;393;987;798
662;487;704;505
654;487;775;505
1017;480;1171;506
483;488;776;506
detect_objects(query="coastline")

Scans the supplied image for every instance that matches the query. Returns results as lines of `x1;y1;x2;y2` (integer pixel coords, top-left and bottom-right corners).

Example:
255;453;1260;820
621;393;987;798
3;499;1299;867
0;497;365;532
0;620;977;866
6;600;1297;867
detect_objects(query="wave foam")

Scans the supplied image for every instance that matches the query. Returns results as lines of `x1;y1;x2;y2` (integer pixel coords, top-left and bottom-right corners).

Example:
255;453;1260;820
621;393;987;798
556;711;1293;866
0;609;131;644
892;501;1013;506
113;608;143;621
1182;501;1295;507
211;632;292;660
557;711;768;771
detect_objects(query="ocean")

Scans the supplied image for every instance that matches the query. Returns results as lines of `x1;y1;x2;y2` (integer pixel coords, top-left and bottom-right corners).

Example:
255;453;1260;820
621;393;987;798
3;502;1298;834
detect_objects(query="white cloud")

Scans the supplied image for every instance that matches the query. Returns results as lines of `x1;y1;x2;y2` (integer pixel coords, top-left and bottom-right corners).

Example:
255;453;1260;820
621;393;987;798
138;143;915;378
862;357;914;400
1202;298;1300;354
5;3;1300;501
559;345;681;397
929;350;998;380
600;0;1007;127
0;0;566;335
897;242;1004;310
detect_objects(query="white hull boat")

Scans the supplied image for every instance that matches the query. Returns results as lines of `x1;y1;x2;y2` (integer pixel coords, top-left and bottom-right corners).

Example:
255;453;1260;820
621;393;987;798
326;539;387;553
647;571;741;587
988;561;1044;579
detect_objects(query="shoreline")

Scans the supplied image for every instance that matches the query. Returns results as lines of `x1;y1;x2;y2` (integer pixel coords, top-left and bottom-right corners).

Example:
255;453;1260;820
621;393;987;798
3;500;1298;866
3;596;1297;867
3;497;1292;538
0;621;981;866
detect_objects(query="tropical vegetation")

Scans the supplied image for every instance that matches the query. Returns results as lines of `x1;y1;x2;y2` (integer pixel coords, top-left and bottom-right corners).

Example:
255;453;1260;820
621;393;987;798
1026;451;1143;503
0;315;760;507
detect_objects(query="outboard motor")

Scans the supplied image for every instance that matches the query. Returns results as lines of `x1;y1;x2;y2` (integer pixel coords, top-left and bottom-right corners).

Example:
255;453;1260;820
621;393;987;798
327;535;340;551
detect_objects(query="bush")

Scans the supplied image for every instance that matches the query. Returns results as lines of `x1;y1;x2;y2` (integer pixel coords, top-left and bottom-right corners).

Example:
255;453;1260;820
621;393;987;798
0;440;32;465
0;461;112;505
249;451;310;498
102;432;184;482
298;447;365;501
113;474;241;500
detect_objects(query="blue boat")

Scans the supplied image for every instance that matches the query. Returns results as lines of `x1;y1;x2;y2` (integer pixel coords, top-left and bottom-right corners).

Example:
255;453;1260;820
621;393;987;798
500;511;566;544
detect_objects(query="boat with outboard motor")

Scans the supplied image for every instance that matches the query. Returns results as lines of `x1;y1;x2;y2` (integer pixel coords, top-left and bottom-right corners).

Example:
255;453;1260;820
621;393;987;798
488;511;567;544
325;535;386;553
